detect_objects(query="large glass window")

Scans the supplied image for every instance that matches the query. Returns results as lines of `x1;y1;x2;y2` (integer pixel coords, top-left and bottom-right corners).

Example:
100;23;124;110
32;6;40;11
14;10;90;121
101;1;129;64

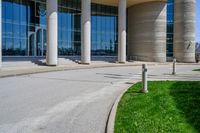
58;0;81;56
167;0;174;57
91;3;118;56
2;0;118;57
2;0;46;56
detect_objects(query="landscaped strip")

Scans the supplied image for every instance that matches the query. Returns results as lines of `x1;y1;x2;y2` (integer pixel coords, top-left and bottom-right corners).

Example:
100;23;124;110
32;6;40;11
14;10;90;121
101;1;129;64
115;81;200;133
193;69;200;71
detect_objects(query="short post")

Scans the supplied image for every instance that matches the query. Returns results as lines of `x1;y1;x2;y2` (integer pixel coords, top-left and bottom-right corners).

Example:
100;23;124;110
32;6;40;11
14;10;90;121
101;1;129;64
141;64;148;93
172;58;176;75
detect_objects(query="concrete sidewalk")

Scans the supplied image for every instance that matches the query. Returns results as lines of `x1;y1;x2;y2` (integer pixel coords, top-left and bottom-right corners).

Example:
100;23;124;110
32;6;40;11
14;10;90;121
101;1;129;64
0;57;199;78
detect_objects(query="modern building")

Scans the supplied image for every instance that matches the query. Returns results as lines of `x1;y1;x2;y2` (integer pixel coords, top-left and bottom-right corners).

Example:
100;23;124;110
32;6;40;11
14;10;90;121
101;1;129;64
0;0;196;67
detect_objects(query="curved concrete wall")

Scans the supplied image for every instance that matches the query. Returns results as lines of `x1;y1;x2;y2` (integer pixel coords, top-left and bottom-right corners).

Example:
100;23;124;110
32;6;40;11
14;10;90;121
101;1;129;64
174;0;196;63
92;0;166;7
127;2;167;62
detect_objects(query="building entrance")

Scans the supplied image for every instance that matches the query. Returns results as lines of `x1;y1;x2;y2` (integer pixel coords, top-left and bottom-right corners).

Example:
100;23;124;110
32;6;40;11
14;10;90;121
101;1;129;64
28;27;46;57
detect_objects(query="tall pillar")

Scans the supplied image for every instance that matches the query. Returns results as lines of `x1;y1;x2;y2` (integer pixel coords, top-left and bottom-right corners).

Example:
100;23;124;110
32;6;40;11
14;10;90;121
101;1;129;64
118;0;126;63
174;0;196;63
127;2;166;62
81;0;91;64
0;0;2;68
46;0;58;66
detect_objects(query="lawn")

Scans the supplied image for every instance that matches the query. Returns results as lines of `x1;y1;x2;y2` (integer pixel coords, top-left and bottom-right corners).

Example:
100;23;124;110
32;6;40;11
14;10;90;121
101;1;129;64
115;81;200;133
193;69;200;71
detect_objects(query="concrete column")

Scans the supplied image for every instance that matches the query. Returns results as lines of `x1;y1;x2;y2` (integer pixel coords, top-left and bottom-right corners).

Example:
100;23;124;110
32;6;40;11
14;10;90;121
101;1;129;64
118;0;126;63
81;0;91;64
174;0;196;63
0;0;2;68
46;0;58;66
127;2;166;62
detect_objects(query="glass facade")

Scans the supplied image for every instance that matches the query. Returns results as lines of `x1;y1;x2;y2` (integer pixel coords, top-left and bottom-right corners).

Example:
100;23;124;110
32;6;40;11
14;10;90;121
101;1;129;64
58;0;81;56
167;0;174;57
2;0;46;56
2;0;174;58
2;0;118;56
91;3;118;56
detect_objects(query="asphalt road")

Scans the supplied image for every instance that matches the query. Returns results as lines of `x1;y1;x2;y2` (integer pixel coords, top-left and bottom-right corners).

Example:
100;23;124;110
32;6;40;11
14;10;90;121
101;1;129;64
0;65;199;133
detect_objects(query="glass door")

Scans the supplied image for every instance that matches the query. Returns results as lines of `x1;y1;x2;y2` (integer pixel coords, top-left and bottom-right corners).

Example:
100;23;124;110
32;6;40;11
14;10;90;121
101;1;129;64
36;27;46;56
28;32;35;56
28;28;46;57
36;28;43;56
43;29;47;56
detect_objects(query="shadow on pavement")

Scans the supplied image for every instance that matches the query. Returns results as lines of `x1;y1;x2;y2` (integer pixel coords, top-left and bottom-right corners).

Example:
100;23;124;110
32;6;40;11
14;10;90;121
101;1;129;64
31;60;47;66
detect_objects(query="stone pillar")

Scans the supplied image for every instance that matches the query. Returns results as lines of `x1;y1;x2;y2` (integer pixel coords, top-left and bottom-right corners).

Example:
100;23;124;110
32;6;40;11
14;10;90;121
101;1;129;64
81;0;91;64
174;0;196;63
46;0;58;66
0;0;2;68
127;2;166;62
118;0;126;63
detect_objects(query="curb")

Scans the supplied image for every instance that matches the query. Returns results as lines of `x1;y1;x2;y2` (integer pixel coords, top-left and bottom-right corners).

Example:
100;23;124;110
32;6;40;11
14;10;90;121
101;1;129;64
0;62;199;78
106;80;136;133
0;64;155;78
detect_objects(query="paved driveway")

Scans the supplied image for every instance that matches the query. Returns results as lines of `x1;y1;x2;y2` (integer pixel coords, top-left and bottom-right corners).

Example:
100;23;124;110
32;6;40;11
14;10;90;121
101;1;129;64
0;65;199;133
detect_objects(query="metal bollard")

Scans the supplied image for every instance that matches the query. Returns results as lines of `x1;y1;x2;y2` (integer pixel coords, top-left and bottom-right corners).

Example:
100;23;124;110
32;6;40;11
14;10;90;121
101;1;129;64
172;58;176;75
141;64;148;93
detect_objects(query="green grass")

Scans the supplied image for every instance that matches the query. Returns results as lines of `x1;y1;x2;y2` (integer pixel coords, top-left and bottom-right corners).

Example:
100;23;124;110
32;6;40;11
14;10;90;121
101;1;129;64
115;81;200;133
193;69;200;71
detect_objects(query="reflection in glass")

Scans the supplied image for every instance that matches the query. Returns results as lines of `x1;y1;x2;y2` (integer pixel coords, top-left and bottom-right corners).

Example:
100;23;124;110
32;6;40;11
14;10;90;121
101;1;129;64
29;33;35;56
91;3;118;56
2;0;119;57
43;29;46;56
36;29;42;56
2;0;47;56
58;0;81;56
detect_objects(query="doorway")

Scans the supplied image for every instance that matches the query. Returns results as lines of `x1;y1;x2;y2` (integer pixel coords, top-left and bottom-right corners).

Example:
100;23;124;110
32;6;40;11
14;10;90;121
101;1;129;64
28;27;46;56
28;32;35;56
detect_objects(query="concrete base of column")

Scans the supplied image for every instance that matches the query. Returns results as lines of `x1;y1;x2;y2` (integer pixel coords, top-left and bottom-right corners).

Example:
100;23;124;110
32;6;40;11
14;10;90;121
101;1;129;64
117;61;126;64
46;63;57;66
80;62;90;65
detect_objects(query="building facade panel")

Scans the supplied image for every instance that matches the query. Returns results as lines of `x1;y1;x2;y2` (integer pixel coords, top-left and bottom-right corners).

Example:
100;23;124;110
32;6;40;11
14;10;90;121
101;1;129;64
174;0;196;62
127;1;167;62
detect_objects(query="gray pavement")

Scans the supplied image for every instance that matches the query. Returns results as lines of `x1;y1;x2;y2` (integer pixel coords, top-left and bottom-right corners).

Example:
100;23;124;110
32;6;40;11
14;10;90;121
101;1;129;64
1;57;199;78
0;64;200;133
0;58;158;78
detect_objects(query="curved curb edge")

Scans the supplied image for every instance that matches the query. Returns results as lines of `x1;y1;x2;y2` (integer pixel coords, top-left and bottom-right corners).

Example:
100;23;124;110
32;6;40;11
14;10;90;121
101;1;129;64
106;80;137;133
